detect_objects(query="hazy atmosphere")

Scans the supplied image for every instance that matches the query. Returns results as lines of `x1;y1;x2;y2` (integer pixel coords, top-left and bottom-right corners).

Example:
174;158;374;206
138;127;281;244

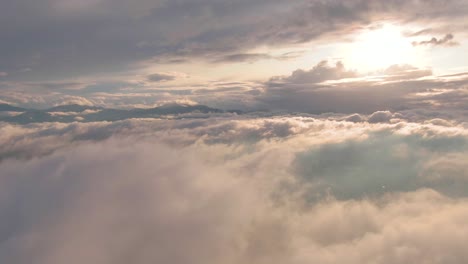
1;1;468;263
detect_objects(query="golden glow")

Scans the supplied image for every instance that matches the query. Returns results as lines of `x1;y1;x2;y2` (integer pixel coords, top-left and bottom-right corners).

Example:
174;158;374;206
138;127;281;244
344;24;423;71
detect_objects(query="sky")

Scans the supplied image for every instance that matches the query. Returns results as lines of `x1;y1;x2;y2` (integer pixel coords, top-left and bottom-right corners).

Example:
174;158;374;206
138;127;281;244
0;0;467;110
1;1;468;263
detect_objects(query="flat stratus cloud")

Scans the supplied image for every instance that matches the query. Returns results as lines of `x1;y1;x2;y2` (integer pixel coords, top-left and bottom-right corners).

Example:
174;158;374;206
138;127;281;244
212;53;273;63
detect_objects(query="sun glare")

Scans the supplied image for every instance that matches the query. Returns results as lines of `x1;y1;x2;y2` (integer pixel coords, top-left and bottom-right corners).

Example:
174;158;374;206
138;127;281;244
344;24;423;71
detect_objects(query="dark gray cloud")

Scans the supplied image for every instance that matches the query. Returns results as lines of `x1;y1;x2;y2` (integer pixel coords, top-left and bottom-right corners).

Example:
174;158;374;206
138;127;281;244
404;28;434;37
367;111;394;123
212;53;272;63
412;33;459;46
211;51;307;63
146;73;177;82
1;0;467;81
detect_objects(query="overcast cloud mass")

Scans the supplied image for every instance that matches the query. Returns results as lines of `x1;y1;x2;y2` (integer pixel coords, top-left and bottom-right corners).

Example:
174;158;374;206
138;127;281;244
1;0;468;263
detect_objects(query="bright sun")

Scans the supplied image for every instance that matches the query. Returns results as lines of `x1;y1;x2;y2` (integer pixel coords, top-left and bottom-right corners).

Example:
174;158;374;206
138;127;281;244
344;24;423;71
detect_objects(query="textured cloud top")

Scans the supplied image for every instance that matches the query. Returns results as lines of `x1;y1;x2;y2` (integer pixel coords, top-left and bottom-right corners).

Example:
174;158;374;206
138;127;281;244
1;0;467;263
1;113;468;263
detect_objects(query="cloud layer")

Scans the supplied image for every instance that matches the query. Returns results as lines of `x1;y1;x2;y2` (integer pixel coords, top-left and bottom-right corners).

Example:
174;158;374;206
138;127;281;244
260;61;468;119
1;114;467;263
0;1;467;263
1;0;467;80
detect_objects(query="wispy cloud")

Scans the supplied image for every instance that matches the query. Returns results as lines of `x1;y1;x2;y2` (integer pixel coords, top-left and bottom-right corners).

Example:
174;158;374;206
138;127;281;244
412;33;459;47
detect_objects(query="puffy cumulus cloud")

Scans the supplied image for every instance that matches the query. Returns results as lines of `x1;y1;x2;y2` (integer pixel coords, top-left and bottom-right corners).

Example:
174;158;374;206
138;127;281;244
1;116;467;185
50;96;95;107
368;111;394;123
0;141;261;264
0;116;322;162
268;61;357;85
425;118;456;127
422;153;468;181
260;61;468;119
294;129;468;200
0;76;264;110
288;189;468;264
344;113;366;123
0;115;468;264
0;90;96;109
0;80;100;109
